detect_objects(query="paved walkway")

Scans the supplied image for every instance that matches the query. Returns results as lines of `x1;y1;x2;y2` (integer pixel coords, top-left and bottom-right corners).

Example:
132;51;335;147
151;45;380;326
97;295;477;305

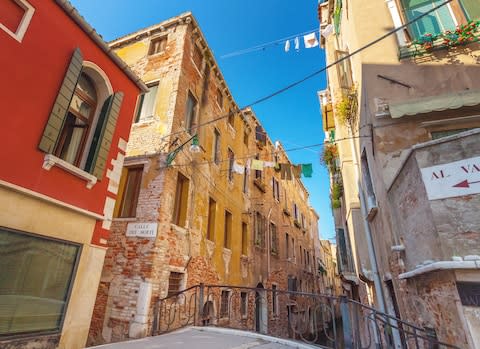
89;327;317;349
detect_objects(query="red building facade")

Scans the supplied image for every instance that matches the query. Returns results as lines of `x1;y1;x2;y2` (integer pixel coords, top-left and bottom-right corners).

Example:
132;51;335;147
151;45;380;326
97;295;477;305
0;1;146;348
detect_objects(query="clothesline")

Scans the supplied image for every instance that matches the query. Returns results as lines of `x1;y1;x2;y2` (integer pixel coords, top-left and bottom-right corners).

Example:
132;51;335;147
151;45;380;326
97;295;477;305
220;25;334;58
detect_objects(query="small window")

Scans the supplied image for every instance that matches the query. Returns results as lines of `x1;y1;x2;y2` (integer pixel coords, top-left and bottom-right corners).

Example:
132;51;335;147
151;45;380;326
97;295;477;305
243;163;249;194
270;222;278;255
220;290;230;317
254;211;265;248
0;228;79;335
255;125;266;146
116;166;143;218
240;292;248;317
228;109;235;127
294;203;299;220
272;284;279;316
292;237;295;260
254;155;262;179
241;222;248;255
243;130;249;146
335;50;353;89
149;36;167;55
167;272;183;297
207;198;216;241
224;210;232;249
227;148;234;182
216;87;223;108
361;150;377;209
173;172;189;227
272;177;280;201
213;129;221;165
192;43;203;69
285;233;290;259
135;83;158;122
185;91;198;134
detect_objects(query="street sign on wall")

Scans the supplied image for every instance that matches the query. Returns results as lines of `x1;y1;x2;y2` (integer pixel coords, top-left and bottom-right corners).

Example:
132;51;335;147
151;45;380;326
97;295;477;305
126;222;158;238
420;155;480;200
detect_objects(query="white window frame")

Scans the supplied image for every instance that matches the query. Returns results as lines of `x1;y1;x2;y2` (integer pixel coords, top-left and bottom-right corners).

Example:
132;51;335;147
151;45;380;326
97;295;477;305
0;0;35;43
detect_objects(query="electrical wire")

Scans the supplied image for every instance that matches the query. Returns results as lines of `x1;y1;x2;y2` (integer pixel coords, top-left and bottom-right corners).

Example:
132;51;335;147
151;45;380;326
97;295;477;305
220;27;318;59
165;135;372;170
151;0;452;148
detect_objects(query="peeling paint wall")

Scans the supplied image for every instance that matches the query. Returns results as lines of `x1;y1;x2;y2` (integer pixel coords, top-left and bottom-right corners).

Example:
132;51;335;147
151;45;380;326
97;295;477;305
88;14;325;345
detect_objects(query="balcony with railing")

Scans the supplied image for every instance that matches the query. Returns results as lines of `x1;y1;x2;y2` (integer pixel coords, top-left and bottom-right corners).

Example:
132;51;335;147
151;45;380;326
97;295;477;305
399;20;480;59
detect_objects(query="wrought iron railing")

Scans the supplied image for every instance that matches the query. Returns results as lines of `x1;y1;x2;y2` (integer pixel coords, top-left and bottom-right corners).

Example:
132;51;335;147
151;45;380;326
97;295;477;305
153;284;461;349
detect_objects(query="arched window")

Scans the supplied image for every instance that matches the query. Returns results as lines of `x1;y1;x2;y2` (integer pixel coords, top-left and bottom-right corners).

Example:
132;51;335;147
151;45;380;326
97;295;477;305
55;73;97;166
39;48;124;181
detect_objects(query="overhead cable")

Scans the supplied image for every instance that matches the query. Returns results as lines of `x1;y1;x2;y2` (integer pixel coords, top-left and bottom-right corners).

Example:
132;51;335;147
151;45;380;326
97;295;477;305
154;0;453;147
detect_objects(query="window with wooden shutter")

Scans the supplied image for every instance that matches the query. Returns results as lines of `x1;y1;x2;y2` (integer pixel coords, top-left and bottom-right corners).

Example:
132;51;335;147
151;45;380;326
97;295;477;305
88;92;124;179
185;91;198;134
39;48;83;154
173;172;189;227
116;166;143;218
224;210;232;249
207;197;216;241
39;48;124;180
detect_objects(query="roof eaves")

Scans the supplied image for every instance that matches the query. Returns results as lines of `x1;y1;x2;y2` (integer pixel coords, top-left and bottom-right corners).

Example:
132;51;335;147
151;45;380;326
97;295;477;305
55;0;148;93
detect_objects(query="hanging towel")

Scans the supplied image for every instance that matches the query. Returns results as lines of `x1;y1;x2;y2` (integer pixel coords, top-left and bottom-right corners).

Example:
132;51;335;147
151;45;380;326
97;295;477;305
264;161;275;168
280;163;292;180
294;37;300;51
284;40;290;52
321;24;334;38
303;32;319;48
292;165;302;178
251;159;264;171
232;162;245;174
301;164;313;178
246;159;251;172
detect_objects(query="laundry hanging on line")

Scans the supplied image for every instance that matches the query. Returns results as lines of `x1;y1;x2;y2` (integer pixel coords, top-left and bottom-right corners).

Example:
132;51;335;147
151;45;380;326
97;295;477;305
232;162;245;174
251;159;264;171
301;164;313;178
321;24;334;38
284;40;290;52
303;32;319;48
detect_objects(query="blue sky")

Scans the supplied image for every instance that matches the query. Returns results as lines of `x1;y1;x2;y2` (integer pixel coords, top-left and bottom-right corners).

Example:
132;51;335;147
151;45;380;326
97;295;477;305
70;0;334;240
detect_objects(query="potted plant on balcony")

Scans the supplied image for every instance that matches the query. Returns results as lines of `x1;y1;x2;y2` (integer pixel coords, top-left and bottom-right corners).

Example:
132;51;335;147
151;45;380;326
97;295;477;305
321;143;339;174
331;181;343;209
335;87;357;127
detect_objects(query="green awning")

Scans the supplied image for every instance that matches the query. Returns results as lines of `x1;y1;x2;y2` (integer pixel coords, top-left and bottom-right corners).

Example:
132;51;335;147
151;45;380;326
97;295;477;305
389;89;480;118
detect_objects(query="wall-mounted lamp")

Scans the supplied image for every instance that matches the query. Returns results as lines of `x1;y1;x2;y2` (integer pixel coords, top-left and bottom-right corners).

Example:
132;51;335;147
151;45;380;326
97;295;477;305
166;134;200;166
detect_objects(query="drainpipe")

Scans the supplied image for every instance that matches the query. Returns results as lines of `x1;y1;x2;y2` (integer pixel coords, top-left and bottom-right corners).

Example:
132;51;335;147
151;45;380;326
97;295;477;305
351;130;401;348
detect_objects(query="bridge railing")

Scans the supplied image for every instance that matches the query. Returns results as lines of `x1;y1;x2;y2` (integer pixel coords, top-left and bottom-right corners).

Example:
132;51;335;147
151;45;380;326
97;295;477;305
152;284;460;349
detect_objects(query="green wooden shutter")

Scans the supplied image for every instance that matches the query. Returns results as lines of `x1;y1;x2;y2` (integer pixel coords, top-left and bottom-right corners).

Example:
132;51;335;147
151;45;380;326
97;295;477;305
38;48;83;153
85;95;112;172
90;92;124;179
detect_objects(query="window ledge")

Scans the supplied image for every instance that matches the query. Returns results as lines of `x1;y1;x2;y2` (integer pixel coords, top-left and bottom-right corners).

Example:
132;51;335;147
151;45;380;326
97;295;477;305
42;154;97;189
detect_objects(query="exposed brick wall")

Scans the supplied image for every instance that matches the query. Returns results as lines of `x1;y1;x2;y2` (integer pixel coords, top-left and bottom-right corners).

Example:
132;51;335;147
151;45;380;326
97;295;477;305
88;14;329;346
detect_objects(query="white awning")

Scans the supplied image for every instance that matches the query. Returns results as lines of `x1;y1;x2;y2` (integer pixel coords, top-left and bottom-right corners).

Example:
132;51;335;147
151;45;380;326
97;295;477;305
389;89;480;118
